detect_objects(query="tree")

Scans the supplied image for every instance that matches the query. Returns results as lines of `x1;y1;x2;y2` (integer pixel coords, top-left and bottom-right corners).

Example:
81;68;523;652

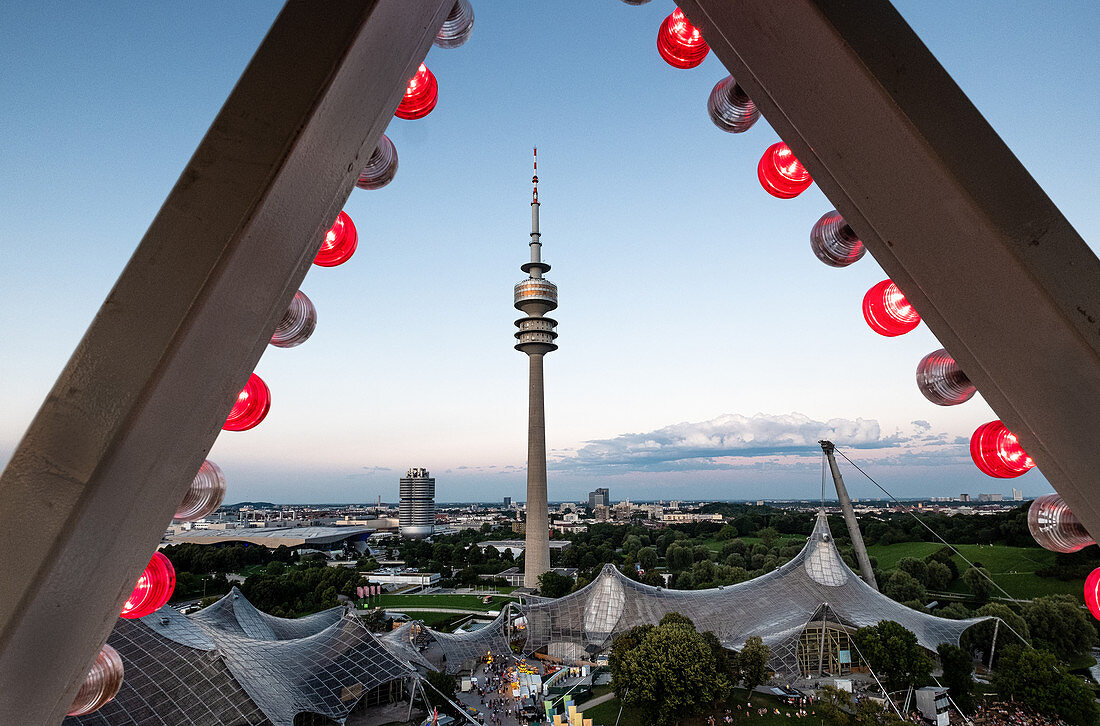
925;560;951;591
852;621;932;694
961;602;1029;667
962;566;992;603
936;643;974;713
993;645;1099;725
1022;595;1097;663
882;570;926;603
611;616;730;725
813;685;853;726
537;570;573;598
896;557;929;586
361;607;387;631
757;527;780;549
665;543;693;572
609;625;653;700
637;546;657;571
738;635;771;695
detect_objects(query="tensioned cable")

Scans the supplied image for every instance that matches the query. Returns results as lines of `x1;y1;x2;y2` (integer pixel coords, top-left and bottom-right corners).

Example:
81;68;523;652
832;447;1033;649
830;603;905;719
832;447;1017;602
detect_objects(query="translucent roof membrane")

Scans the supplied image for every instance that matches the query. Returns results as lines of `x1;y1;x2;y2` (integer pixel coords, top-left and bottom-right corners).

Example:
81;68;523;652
66;589;412;726
518;513;991;676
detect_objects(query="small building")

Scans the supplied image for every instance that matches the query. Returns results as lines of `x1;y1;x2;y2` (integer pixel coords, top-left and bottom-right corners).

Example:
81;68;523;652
365;570;440;587
914;686;950;726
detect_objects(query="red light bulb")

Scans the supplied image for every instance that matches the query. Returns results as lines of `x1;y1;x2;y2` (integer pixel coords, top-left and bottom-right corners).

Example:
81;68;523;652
1086;568;1100;621
970;420;1035;478
862;279;920;336
356;134;398;190
708;75;759;134
657;8;709;69
120;551;175;619
434;0;475;49
757;142;812;198
395;63;438;120
270;290;316;349
810;210;865;267
67;644;124;716
915;348;976;405
313;211;358;267
174;459;227;522
223;373;271;431
1029;493;1094;553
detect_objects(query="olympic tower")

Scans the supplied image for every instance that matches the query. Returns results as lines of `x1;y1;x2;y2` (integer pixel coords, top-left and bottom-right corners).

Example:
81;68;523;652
514;149;557;588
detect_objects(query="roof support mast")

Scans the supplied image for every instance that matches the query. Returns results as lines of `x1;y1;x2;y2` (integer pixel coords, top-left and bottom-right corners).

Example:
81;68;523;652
820;440;878;591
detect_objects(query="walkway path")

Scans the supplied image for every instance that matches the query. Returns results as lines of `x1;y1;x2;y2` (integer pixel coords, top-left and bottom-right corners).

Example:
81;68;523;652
576;692;616;711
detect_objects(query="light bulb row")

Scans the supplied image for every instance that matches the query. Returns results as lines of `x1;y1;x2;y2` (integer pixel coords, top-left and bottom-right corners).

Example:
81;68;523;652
74;5;480;716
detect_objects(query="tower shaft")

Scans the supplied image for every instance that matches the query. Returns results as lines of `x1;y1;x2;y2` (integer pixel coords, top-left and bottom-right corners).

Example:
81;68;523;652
524;353;550;588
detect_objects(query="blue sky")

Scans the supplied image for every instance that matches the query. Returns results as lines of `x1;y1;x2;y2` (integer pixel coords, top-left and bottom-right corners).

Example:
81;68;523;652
1;2;1097;503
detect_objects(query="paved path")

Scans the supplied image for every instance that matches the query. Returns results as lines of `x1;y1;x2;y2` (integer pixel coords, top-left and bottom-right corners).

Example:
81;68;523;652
576;692;616;711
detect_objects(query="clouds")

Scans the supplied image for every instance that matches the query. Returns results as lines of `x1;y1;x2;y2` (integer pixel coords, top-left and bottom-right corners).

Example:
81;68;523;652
551;412;965;474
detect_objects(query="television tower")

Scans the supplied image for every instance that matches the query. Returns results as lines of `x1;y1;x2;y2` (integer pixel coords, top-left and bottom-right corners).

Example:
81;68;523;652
514;148;558;588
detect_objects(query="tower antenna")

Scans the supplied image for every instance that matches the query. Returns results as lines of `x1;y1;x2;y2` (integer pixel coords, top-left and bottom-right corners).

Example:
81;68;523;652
532;147;538;203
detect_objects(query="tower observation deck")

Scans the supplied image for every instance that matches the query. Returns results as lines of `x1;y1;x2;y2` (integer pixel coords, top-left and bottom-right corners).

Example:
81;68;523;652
515;149;556;589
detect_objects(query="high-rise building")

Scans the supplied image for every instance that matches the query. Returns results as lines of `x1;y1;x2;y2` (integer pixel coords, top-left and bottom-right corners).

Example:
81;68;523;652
959;493;971;502
503;496;512;508
588;487;610;509
398;467;434;539
514;149;557;588
1012;488;1023;501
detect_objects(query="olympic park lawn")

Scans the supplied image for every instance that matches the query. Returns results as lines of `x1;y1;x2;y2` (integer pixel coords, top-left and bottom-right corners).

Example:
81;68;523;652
865;541;1082;600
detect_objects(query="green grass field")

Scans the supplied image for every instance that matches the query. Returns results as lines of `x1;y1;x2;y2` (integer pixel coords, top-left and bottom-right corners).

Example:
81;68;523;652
362;593;519;612
866;541;1081;599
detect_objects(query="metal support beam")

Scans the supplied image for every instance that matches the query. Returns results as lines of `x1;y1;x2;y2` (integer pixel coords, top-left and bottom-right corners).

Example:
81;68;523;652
682;1;1100;537
820;441;878;590
0;1;451;722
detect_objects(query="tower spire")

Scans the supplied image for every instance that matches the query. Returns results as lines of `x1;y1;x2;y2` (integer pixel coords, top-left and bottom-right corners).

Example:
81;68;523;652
532;146;538;204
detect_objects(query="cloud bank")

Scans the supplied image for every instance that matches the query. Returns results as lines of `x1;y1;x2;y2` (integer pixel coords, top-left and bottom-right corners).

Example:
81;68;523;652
550;413;965;474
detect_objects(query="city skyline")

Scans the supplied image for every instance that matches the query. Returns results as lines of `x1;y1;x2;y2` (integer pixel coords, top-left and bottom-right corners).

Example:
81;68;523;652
1;2;1098;504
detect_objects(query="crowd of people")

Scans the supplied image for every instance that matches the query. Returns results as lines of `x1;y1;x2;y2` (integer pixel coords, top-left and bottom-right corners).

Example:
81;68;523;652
972;702;1070;726
471;659;534;726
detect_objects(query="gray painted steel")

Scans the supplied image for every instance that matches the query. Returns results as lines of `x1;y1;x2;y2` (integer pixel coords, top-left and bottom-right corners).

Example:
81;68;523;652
0;2;452;721
820;441;878;591
681;0;1100;541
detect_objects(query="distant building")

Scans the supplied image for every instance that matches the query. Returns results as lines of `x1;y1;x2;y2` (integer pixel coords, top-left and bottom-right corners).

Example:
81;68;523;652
593;505;610;522
1012;488;1023;501
959;493;971;502
588;487;609;509
399;467;435;539
977;493;1003;502
484;566;577;588
478;539;572;557
365;569;439;587
503;496;512;508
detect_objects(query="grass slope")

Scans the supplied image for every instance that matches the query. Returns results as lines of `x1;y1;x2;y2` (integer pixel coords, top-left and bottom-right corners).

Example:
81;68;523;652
866;541;1080;599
